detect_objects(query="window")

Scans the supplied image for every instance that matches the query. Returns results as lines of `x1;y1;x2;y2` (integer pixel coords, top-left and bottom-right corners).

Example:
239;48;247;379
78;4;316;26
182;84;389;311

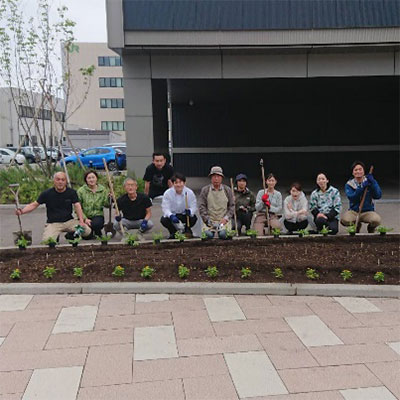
98;148;110;154
98;56;122;67
100;98;124;108
101;121;125;131
83;149;98;156
99;77;123;88
18;105;64;122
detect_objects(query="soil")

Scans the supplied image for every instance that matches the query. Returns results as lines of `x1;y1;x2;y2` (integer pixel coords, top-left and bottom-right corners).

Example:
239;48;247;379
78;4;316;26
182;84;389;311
0;235;399;285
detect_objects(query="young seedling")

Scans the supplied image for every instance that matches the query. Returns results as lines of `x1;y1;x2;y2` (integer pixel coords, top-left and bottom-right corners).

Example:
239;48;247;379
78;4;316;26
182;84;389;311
174;231;186;242
306;268;319;280
205;265;219;278
225;229;237;239
346;224;357;236
16;236;29;250
272;267;284;279
125;233;139;246
96;232;113;245
246;229;258;239
272;227;281;238
112;265;125;277
10;268;21;280
68;236;82;247
374;271;385;283
377;226;393;236
297;229;309;238
178;264;190;279
152;232;163;245
340;269;352;281
73;267;83;278
43;266;56;279
141;265;155;279
319;225;332;236
201;231;208;241
42;237;57;248
241;267;252;279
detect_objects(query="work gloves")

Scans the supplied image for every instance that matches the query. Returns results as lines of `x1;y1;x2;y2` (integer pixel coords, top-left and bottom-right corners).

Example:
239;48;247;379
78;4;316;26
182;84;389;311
366;174;376;185
239;205;248;212
140;220;148;231
170;214;180;224
183;209;191;216
115;215;122;222
261;193;271;208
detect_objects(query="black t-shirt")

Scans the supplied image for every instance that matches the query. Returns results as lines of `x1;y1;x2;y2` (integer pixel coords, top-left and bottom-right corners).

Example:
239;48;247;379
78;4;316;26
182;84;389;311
117;193;152;221
37;187;79;223
143;163;174;198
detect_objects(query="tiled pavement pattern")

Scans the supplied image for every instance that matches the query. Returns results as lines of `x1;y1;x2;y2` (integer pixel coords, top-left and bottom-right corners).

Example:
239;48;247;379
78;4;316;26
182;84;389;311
0;295;399;399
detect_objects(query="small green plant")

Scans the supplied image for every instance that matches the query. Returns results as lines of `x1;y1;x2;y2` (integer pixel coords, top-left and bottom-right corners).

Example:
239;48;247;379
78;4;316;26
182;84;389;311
205;265;219;278
306;268;319;280
374;271;385;283
246;229;258;238
174;231;186;242
297;229;309;237
16;236;29;249
73;267;83;278
152;232;163;244
340;269;352;281
68;236;82;247
141;265;155;279
272;227;281;237
272;267;284;279
112;265;125;277
178;264;190;279
43;266;56;279
96;232;112;243
226;229;237;239
377;226;393;235
346;224;357;235
241;267;252;279
201;231;208;240
41;237;57;247
319;225;332;236
10;268;21;280
125;233;139;246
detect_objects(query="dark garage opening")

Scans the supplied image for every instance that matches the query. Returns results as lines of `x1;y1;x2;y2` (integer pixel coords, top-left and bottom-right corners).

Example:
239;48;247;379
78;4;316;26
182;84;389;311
170;76;399;184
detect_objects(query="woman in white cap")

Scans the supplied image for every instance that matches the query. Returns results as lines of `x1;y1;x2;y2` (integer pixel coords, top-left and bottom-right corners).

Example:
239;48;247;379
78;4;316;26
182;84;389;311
233;173;256;235
198;166;235;239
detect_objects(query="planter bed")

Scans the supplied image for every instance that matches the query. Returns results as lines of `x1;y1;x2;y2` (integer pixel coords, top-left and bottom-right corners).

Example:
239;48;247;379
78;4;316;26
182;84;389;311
0;235;398;285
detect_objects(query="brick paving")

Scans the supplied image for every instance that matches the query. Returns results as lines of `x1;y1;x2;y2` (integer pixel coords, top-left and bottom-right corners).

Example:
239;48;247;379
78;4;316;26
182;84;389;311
0;294;399;399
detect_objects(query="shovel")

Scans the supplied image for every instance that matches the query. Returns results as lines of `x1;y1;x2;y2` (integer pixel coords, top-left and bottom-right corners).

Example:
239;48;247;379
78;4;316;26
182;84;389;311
103;202;116;237
9;184;32;245
184;192;193;238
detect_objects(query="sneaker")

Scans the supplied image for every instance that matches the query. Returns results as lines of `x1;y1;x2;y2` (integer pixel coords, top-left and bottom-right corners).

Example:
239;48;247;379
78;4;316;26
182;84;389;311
65;232;75;241
168;234;175;240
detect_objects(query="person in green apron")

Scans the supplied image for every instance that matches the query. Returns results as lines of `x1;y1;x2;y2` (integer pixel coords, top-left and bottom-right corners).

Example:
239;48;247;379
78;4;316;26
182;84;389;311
198;166;235;239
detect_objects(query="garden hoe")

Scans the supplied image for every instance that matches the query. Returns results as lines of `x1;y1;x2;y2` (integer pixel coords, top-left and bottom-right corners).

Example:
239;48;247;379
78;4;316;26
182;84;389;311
229;178;239;236
356;165;374;232
260;159;271;235
184;192;193;238
9;184;32;245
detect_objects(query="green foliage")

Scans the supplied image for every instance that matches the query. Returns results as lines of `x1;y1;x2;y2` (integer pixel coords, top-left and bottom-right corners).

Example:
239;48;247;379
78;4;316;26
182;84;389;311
96;232;112;243
226;229;237;239
297;229;309;237
201;231;208;240
112;265;125;277
43;266;56;279
73;267;83;278
245;230;257;238
306;268;319;280
272;267;284;279
178;264;190;279
41;237;57;246
68;236;81;246
205;265;218;278
141;266;154;279
319;225;331;235
152;231;163;244
241;267;252;279
272;228;281;236
346;224;357;234
340;269;352;281
374;271;385;283
377;226;393;234
10;268;21;280
16;236;29;248
174;231;186;242
125;233;139;246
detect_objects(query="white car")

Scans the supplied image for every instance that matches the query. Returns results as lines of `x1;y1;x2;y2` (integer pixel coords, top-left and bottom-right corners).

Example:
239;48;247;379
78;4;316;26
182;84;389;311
0;148;26;165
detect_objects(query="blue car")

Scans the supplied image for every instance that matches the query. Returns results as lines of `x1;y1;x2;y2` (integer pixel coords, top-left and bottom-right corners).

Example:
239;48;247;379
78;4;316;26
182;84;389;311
61;147;124;171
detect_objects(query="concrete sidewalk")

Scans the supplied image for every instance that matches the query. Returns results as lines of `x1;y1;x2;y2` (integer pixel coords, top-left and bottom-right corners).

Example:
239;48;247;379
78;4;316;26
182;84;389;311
0;293;399;399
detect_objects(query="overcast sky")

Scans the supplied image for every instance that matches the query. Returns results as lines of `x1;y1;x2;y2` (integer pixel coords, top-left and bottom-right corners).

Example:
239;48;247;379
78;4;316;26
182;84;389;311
21;0;108;43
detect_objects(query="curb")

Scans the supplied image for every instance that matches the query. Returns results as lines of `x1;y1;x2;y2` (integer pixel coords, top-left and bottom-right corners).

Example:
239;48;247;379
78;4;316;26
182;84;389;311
0;282;398;298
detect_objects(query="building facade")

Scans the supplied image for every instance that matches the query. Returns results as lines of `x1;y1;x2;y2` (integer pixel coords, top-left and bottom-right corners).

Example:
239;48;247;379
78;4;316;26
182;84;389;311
106;0;399;180
63;42;125;139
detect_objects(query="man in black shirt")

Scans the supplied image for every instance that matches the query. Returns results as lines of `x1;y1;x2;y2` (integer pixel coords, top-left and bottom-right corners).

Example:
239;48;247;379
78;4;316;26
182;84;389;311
15;172;91;241
143;153;174;199
114;177;154;234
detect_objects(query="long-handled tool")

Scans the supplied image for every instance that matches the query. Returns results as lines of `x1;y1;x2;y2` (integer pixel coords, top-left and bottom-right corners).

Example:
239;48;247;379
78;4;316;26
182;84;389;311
355;166;374;231
103;201;116;237
9;184;32;244
184;192;193;238
230;178;239;236
260;159;271;235
103;158;125;235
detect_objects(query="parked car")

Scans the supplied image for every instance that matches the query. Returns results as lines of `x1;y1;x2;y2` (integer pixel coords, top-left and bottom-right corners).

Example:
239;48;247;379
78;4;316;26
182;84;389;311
22;146;46;162
115;152;126;170
103;142;126;148
0;148;26;165
60;146;123;171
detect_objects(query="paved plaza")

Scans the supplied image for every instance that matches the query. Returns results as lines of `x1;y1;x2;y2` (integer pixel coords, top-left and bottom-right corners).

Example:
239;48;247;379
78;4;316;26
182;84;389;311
0;294;399;399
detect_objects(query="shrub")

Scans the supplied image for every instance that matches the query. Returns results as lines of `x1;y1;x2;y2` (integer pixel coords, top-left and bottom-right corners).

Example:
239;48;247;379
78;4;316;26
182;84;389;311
178;264;190;279
319;225;331;235
141;266;155;279
272;228;281;237
340;269;352;281
245;230;257;238
374;271;385;283
43;266;56;279
96;233;112;243
205;265;218;278
272;267;284;279
73;267;83;278
10;268;21;280
297;229;309;237
306;268;319;280
16;236;29;249
241;267;252;279
174;231;186;242
41;237;57;246
346;224;357;234
112;265;125;277
377;226;393;234
125;233;139;246
152;232;163;244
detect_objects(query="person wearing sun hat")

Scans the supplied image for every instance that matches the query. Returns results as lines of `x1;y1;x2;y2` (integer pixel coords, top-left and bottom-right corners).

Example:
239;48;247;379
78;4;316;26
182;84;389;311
198;166;235;239
233;173;256;235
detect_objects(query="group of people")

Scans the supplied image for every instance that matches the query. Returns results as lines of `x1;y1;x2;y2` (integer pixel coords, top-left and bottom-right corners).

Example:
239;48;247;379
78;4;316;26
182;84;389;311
16;153;382;241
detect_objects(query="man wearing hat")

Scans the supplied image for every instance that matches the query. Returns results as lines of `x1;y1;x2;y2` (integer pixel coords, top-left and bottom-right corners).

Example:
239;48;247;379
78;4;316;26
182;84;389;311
198;166;235;239
233;173;256;234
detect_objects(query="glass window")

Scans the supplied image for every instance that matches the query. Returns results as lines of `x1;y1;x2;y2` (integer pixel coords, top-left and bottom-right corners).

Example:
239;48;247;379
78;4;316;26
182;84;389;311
99;78;105;87
98;56;105;66
100;99;106;108
110;78;116;87
83;149;97;156
111;99;117;108
109;57;116;67
98;148;110;154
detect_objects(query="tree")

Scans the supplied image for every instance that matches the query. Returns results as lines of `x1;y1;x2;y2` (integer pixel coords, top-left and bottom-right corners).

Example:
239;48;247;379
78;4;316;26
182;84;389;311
0;0;94;177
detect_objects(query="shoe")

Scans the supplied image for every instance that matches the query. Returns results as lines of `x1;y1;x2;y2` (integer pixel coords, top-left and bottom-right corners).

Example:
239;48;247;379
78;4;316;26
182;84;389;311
65;232;74;241
168;234;175;240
